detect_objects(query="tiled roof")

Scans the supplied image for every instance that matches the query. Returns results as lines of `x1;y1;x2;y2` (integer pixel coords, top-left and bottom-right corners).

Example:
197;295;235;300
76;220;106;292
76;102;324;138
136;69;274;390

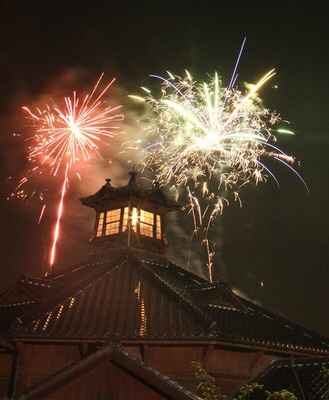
5;251;208;339
0;302;35;331
80;172;180;212
202;289;329;353
0;275;61;307
240;357;329;399
0;275;62;330
2;248;329;355
139;257;329;353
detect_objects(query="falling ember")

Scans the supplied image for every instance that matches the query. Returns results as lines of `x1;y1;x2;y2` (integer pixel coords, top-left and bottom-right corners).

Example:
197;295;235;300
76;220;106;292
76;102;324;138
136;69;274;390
37;204;46;225
130;66;307;280
15;74;124;273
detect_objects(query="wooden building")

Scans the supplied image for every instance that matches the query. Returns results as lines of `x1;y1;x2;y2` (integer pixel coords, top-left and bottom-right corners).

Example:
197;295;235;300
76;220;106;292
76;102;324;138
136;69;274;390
1;171;329;399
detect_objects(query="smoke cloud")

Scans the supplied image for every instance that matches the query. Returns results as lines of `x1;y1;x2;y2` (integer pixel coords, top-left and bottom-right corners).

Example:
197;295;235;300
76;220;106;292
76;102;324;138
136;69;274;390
0;67;227;286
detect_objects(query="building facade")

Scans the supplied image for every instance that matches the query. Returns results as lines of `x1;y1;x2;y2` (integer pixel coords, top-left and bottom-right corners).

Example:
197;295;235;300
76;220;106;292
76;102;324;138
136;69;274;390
1;172;329;399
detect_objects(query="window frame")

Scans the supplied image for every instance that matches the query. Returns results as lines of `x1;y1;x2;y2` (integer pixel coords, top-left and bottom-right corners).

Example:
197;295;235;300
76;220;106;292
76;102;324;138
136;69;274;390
96;208;122;237
140;209;154;238
95;207;163;240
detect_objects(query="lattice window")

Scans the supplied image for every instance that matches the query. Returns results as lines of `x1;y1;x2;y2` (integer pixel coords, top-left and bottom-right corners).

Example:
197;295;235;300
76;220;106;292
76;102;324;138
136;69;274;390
96;212;105;237
96;208;163;240
140;210;154;237
105;209;121;235
122;207;129;232
131;207;138;233
156;214;162;240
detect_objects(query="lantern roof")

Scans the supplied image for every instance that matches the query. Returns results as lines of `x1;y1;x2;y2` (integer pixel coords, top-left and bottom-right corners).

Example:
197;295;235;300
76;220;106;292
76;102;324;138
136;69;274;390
79;170;180;213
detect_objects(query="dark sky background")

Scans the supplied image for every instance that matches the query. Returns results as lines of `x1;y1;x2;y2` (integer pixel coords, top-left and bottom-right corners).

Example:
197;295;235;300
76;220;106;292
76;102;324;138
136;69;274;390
0;1;328;336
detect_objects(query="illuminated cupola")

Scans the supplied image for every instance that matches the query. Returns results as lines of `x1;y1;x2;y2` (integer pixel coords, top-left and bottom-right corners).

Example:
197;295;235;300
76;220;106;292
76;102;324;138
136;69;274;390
80;171;180;255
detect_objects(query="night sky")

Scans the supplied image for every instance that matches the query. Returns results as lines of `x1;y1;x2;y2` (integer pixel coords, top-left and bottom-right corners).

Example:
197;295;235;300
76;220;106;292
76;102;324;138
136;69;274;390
1;1;328;336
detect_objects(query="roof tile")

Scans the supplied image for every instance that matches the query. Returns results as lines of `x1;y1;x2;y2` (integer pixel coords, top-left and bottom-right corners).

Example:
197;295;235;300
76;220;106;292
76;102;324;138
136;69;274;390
2;249;329;354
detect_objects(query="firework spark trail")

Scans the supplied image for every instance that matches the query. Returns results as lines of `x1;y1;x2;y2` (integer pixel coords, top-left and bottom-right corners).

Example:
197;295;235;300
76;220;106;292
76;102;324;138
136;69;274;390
130;69;305;280
228;37;246;90
49;164;68;267
16;74;123;272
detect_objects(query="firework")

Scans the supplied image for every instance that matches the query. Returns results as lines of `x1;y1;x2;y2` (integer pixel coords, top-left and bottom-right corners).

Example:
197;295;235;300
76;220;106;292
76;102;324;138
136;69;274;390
22;74;122;175
14;74;123;271
130;69;306;280
139;70;303;192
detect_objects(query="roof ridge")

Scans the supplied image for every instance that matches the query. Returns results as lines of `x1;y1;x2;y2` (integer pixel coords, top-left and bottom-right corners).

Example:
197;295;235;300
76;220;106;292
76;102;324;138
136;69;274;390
238;296;329;347
114;345;202;399
236;355;329;400
128;253;216;332
46;258;94;280
10;254;127;329
0;282;41;307
194;283;249;313
20;343;116;399
271;356;329;367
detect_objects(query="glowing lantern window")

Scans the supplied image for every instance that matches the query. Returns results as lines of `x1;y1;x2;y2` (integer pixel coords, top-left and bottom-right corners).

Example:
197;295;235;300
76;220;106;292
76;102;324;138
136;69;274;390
95;207;163;240
96;212;105;237
131;207;138;233
156;215;162;240
122;207;129;232
97;209;121;237
140;210;154;238
105;209;121;235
